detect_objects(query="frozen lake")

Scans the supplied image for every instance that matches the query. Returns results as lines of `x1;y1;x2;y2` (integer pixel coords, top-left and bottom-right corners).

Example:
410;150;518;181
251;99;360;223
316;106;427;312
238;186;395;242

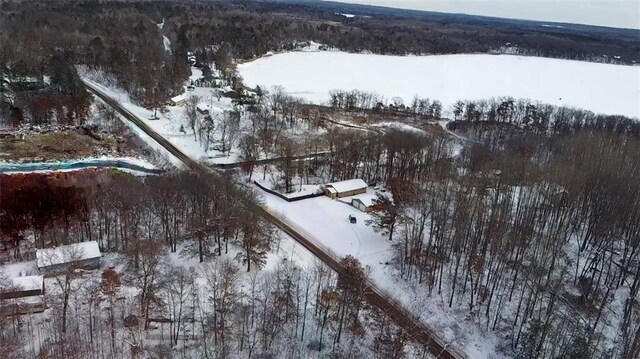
238;52;640;118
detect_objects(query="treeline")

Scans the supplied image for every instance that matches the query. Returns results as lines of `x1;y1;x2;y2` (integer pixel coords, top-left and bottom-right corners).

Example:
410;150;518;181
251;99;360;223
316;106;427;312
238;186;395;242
0;0;189;127
162;0;640;63
446;97;640;138
0;52;93;127
327;89;443;119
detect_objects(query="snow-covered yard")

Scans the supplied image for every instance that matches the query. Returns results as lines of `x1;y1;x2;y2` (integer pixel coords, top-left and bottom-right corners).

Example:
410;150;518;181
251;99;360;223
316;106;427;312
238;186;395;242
81;69;242;165
238;52;640;119
262;188;390;260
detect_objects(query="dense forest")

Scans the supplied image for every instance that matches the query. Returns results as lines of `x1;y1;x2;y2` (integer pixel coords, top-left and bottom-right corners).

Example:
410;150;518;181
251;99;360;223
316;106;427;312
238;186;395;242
0;170;421;359
290;109;640;358
236;90;640;357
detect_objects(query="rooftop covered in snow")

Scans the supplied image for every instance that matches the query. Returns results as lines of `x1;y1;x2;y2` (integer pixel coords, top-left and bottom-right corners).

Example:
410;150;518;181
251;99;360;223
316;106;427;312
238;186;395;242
170;93;187;104
0;275;44;300
325;179;368;194
8;275;44;292
36;241;102;269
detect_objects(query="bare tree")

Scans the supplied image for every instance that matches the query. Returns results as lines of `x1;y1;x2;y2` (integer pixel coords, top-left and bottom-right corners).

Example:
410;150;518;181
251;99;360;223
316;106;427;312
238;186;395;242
184;94;201;139
234;212;275;272
201;259;239;357
218;109;241;154
127;240;165;330
39;245;90;335
164;266;194;347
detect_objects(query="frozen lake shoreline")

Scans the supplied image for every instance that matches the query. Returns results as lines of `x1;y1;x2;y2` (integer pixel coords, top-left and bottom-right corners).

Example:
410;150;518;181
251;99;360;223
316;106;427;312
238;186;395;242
238;52;640;119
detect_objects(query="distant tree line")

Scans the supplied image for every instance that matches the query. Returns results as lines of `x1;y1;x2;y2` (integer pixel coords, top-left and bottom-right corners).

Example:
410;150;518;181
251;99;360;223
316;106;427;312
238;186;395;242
161;0;639;63
445;97;640;146
2;0;638;127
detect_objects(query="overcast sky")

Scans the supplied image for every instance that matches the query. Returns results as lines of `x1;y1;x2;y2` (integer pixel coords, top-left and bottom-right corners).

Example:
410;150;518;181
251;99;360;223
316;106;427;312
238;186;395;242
330;1;640;29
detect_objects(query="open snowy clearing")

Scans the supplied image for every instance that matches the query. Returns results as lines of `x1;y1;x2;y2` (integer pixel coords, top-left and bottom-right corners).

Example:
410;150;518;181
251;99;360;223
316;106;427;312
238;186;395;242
238;52;640;119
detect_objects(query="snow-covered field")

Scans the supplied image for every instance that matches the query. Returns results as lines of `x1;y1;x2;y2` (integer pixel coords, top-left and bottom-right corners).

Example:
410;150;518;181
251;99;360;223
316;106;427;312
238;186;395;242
238;52;640;118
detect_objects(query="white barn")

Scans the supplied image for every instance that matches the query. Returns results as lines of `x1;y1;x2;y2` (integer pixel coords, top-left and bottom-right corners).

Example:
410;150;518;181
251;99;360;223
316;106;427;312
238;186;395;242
324;179;368;199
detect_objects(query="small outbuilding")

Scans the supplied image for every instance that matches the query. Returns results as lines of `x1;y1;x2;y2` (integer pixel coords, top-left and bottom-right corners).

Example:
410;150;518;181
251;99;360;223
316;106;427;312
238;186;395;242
197;104;223;116
170;93;187;106
351;197;373;212
324;179;368;199
0;275;44;300
36;241;102;276
196;104;209;115
0;275;46;315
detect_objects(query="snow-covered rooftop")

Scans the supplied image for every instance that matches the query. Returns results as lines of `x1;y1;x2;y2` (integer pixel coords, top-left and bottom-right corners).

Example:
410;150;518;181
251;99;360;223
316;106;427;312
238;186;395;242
9;275;43;292
36;241;101;269
326;179;367;193
349;193;376;207
197;103;223;114
171;93;187;103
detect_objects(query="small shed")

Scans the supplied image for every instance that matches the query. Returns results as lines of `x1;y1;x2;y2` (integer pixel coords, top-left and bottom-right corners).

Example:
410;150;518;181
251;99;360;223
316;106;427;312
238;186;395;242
196;104;209;115
351;198;372;212
197;104;223;116
170;93;187;106
324;179;368;199
36;241;102;276
325;186;338;199
0;276;45;315
0;276;44;300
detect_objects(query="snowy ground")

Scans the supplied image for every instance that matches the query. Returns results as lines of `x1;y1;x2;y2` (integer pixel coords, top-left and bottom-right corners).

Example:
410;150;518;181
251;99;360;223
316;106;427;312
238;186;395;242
238;52;640;119
81;69;241;165
371;121;427;135
256;186;504;358
82;68;329;167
